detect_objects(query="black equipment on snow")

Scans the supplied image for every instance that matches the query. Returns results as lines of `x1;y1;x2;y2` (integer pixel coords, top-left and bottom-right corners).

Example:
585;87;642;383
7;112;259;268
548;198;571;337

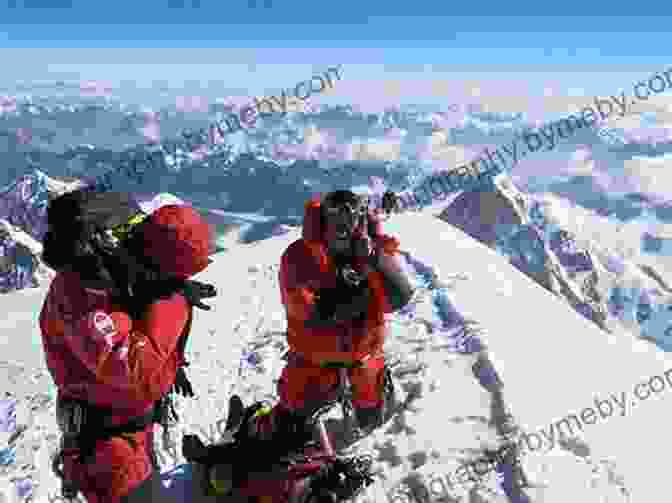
183;397;376;503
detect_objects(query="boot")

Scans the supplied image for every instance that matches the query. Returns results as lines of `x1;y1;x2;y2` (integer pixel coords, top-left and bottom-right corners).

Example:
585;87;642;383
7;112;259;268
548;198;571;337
182;395;245;463
224;395;245;432
270;406;317;451
182;434;208;463
235;400;317;457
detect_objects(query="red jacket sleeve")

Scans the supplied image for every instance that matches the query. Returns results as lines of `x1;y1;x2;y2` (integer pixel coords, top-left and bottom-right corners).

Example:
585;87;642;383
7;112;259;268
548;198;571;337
39;278;136;389
125;296;190;402
279;236;410;320
40;274;189;404
280;241;321;322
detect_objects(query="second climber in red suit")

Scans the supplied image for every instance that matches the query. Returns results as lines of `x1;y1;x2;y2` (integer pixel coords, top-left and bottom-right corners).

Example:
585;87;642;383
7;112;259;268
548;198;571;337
222;190;416;443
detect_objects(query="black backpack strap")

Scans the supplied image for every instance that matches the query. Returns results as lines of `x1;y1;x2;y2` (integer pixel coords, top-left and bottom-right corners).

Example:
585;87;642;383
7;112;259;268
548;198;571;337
95;408;158;440
70;402;159;462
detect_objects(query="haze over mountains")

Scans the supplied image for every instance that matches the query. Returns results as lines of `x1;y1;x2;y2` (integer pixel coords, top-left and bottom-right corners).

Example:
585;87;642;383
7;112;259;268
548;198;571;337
2;82;672;502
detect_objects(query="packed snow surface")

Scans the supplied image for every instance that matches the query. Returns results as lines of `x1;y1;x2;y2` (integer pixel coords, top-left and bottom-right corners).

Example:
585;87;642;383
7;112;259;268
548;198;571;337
1;211;667;503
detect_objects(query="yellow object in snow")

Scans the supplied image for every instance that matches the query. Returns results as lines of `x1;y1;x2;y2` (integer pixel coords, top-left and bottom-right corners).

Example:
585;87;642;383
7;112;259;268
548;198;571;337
253;405;273;418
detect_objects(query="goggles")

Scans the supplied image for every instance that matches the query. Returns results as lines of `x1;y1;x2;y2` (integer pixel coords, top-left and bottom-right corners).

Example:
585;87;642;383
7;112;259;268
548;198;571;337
322;196;369;219
103;212;150;246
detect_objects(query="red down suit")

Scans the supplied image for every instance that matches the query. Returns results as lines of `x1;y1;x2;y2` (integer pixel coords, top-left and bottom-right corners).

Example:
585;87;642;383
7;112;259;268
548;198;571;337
39;204;213;503
277;197;403;411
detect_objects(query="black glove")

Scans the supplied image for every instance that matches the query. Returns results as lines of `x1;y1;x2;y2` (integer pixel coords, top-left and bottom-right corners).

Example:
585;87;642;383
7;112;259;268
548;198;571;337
338;265;368;289
181;280;217;311
308;275;370;326
332;286;370;322
132;278;217;312
313;287;340;321
173;366;195;398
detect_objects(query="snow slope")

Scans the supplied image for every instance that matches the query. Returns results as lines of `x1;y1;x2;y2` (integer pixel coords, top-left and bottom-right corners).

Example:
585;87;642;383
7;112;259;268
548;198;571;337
2;209;660;502
384;212;672;503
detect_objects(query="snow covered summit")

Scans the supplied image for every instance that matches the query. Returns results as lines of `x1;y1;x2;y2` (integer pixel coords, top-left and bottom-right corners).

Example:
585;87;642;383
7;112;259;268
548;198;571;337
4;210;662;502
440;173;672;352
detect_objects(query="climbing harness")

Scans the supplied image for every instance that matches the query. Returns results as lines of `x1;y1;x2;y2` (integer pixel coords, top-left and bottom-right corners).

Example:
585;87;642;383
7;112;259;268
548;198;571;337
52;397;160;501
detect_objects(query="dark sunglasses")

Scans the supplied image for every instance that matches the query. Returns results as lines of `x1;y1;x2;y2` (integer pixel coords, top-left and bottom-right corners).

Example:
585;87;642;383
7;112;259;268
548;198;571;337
322;197;369;218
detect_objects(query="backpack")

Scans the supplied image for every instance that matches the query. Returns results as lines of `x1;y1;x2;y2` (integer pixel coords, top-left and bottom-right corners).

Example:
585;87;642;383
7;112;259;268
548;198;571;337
183;400;376;503
43;189;212;416
42;189;150;295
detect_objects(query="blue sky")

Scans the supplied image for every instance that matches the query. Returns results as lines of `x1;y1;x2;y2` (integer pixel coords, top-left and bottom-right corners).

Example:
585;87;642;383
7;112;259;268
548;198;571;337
0;4;670;107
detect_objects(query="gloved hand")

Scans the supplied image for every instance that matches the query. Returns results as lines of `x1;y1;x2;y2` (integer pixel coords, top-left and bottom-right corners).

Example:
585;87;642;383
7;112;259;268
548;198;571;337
337;265;368;289
181;280;217;311
332;286;370;322
313;286;339;317
134;278;217;311
310;280;370;325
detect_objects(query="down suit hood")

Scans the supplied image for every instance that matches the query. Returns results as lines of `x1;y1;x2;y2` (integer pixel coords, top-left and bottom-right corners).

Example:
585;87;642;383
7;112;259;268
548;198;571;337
301;195;383;244
136;204;213;279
